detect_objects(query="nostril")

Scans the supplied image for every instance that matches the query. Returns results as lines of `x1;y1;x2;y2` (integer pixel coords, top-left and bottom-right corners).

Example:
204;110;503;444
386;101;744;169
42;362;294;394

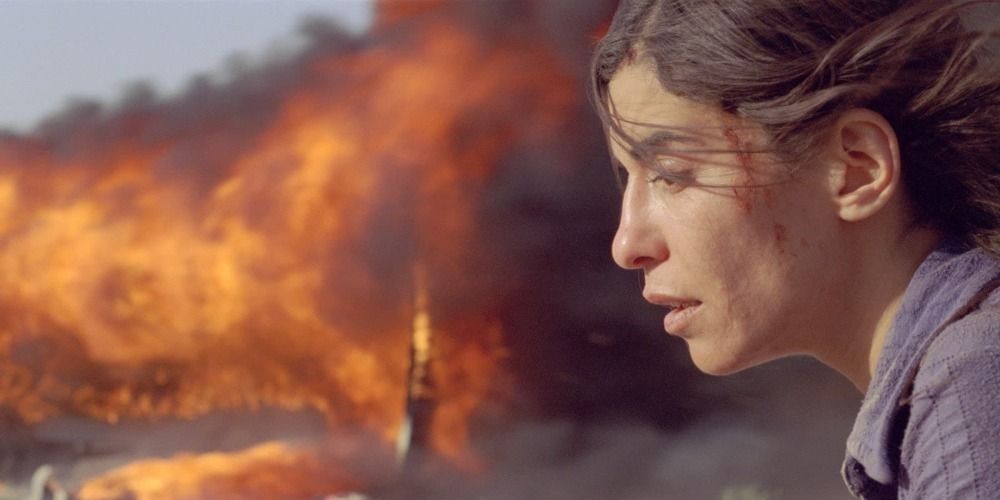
612;230;668;271
612;199;668;270
633;255;653;267
611;234;641;270
632;253;665;269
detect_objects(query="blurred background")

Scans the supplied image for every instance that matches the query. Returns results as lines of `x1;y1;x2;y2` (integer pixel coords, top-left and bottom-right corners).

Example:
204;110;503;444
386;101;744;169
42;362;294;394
0;1;858;498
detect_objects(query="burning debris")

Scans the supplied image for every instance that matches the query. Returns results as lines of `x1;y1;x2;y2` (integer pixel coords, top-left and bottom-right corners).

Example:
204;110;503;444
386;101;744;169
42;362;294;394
76;442;365;499
396;264;435;467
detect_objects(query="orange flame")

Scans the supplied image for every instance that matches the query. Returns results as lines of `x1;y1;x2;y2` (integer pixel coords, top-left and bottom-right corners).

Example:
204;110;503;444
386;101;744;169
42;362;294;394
0;3;578;477
76;442;364;500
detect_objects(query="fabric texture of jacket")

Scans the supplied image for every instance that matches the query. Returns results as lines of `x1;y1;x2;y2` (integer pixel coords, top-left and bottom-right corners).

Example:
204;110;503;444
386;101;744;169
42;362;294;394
842;242;1000;499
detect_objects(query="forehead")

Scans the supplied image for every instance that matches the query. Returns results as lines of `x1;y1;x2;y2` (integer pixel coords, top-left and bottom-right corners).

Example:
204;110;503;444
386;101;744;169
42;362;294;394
606;61;734;154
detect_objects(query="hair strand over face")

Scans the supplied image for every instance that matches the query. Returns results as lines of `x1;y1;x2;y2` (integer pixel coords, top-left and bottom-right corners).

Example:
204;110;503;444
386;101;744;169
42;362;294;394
591;0;1000;255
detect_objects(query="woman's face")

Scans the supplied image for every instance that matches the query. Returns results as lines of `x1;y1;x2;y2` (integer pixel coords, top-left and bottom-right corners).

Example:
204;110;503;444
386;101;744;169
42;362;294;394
607;61;841;375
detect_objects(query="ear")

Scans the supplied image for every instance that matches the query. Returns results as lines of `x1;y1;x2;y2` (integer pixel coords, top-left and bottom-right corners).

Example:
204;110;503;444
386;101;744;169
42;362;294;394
825;109;901;222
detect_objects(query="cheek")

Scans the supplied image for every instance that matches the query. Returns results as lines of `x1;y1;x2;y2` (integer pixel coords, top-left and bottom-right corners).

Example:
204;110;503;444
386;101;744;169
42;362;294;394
722;187;795;252
752;186;814;259
772;222;801;258
692;207;779;290
702;190;804;310
672;185;805;278
690;187;783;252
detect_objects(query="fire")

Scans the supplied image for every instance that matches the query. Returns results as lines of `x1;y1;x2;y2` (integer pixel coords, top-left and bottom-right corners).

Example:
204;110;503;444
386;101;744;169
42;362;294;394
0;0;583;491
76;442;364;500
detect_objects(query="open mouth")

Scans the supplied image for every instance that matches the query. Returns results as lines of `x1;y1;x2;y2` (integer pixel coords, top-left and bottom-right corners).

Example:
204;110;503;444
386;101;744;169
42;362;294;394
665;301;700;313
663;301;702;334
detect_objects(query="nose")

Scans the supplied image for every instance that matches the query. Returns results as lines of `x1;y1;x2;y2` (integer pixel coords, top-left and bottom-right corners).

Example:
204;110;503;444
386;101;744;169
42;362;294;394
611;183;669;270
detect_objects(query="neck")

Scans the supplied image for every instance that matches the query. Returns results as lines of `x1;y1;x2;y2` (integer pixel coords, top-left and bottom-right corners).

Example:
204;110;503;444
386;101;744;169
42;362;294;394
815;227;940;393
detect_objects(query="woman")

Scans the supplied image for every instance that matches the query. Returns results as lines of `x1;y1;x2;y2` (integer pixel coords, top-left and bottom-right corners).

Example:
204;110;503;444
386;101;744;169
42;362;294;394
590;0;1000;498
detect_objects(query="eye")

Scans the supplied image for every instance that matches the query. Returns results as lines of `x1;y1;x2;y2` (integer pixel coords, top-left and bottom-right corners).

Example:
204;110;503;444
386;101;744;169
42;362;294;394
646;173;677;187
645;165;692;192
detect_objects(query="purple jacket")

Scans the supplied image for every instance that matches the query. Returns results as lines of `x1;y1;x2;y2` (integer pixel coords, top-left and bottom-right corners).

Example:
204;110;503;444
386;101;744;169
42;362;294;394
843;242;1000;499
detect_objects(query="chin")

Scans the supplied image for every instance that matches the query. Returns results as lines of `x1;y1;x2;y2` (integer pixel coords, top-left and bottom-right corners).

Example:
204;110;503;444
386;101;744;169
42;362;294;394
690;357;745;376
687;343;769;376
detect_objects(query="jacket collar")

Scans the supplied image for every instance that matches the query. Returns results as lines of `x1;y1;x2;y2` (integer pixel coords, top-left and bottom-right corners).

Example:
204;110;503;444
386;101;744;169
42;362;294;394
844;241;1000;486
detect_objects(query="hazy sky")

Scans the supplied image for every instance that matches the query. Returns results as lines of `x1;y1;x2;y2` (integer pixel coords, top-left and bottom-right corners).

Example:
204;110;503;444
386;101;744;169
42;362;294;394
0;0;373;132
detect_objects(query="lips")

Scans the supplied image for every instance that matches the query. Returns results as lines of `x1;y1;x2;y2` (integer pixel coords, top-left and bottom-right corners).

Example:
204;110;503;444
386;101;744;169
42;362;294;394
663;302;700;334
643;291;702;335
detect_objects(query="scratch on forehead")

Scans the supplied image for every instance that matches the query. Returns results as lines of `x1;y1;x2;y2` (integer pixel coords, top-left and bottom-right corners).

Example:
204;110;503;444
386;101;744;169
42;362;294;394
723;127;754;170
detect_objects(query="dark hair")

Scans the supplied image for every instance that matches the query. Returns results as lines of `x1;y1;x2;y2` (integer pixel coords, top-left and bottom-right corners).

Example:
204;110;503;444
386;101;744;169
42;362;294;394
591;0;1000;255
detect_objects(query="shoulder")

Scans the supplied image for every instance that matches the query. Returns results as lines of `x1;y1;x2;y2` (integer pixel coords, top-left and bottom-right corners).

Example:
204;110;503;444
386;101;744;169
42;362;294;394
898;295;1000;498
917;295;1000;381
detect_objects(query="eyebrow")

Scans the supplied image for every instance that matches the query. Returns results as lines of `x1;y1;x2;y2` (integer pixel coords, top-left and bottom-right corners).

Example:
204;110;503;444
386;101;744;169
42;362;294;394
609;130;697;168
621;130;710;161
636;130;708;150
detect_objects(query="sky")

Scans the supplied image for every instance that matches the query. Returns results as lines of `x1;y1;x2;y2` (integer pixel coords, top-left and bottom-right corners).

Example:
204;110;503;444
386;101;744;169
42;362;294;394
0;0;373;133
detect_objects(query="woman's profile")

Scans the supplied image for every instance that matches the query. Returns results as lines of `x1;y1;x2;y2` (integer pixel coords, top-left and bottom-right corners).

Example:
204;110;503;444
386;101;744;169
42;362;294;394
590;0;1000;497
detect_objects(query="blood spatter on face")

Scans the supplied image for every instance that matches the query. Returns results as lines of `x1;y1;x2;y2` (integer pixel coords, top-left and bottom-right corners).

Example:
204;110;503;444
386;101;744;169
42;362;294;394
774;223;788;243
723;128;754;171
772;223;800;258
732;187;754;211
724;127;758;212
773;223;795;256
